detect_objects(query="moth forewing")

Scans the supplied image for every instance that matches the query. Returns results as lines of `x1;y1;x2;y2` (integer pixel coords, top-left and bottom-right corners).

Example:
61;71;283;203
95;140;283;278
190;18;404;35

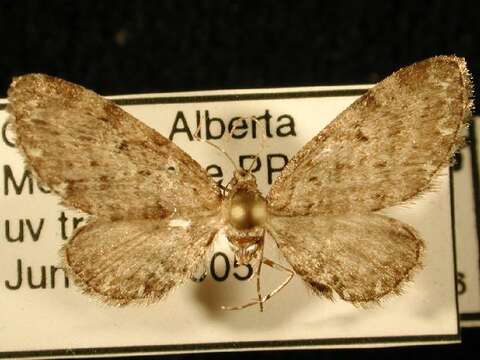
7;74;223;221
267;56;472;216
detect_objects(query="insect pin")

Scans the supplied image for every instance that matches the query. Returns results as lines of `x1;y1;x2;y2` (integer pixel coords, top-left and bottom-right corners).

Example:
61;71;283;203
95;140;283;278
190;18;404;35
7;56;472;310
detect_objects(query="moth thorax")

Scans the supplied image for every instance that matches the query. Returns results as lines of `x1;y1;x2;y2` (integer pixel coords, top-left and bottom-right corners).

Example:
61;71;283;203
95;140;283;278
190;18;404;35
228;189;267;230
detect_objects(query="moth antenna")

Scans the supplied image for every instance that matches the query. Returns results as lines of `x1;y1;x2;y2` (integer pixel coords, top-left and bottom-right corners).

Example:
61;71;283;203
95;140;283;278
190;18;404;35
227;118;246;138
247;116;267;172
227;116;267;172
193;123;239;171
222;176;237;195
193;116;267;175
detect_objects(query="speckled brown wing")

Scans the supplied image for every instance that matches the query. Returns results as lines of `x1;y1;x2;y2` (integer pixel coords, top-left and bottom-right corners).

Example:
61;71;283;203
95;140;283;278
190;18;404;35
267;56;472;216
266;56;472;304
62;213;221;305
266;214;423;304
8;74;222;220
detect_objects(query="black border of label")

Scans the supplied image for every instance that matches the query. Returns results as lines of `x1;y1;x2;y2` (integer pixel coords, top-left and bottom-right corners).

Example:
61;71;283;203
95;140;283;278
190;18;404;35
0;88;462;357
460;119;480;323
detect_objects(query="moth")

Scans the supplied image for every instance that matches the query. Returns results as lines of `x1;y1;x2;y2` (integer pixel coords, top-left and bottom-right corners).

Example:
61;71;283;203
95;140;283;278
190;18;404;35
7;56;472;310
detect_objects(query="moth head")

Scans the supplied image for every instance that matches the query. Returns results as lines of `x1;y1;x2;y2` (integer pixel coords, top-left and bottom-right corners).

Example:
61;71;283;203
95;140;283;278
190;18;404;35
232;169;256;183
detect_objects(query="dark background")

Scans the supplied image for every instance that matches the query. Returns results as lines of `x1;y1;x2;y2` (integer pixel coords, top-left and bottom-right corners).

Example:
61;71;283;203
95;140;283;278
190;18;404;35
1;0;479;359
1;1;480;104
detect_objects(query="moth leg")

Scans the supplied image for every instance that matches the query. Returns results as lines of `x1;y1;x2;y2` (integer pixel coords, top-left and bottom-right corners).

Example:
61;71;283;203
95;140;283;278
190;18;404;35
255;243;265;312
221;253;294;311
221;244;266;312
258;258;294;305
221;299;262;311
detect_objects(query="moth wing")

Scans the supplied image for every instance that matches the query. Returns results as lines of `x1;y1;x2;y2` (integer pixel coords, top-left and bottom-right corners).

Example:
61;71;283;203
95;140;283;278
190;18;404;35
266;213;423;303
267;56;472;216
8;74;222;220
62;213;221;305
